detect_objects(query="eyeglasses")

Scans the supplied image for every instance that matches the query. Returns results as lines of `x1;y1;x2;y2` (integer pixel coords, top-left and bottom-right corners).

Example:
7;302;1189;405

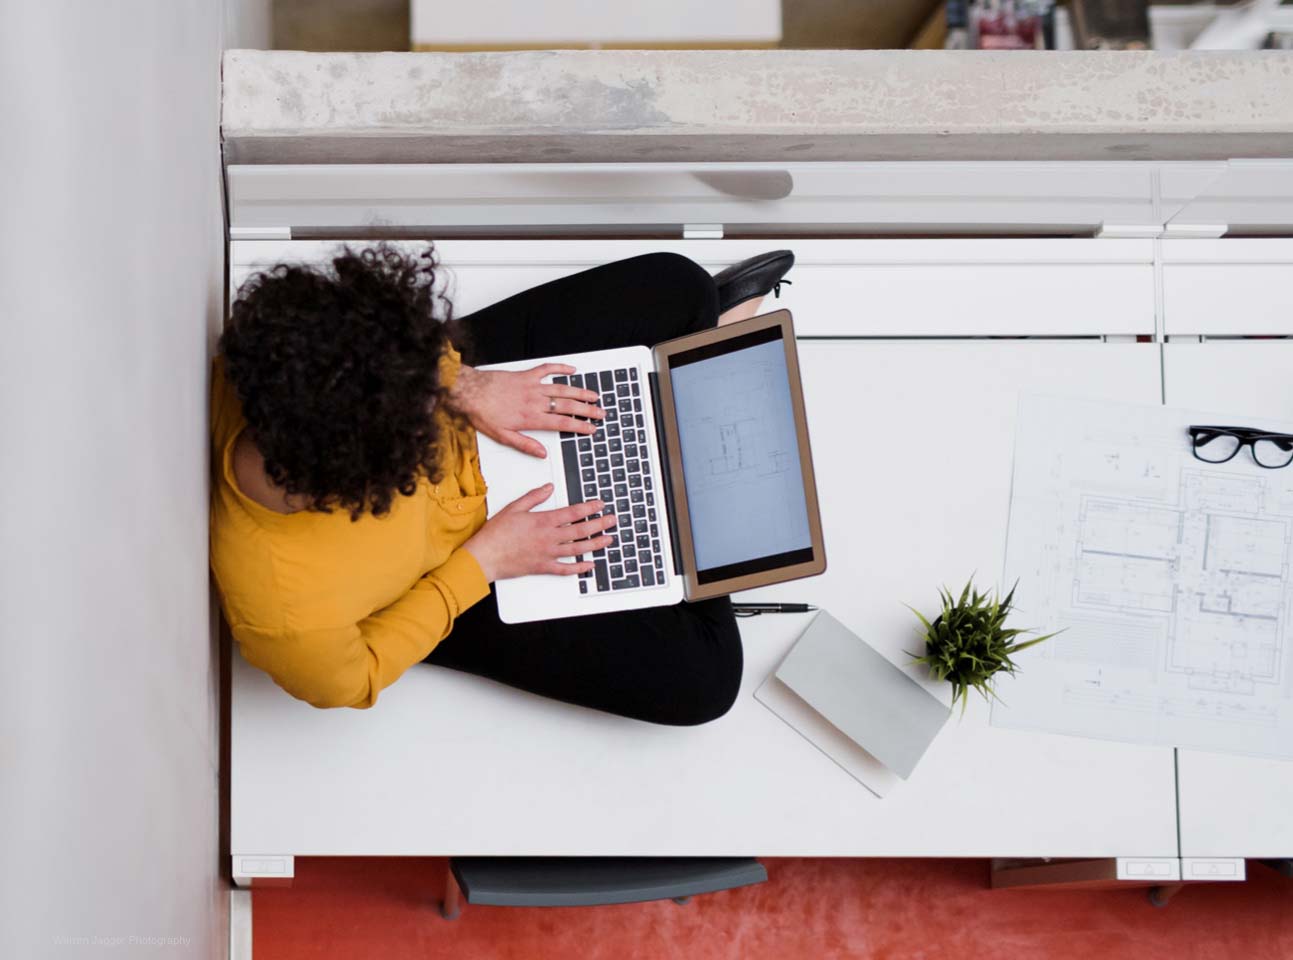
1188;425;1293;469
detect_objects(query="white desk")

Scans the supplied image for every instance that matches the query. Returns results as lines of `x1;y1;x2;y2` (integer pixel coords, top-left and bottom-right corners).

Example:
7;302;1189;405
231;336;1177;867
1163;341;1293;858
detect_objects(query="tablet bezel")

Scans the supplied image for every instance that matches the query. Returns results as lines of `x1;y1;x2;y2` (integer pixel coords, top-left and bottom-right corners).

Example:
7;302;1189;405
652;309;827;601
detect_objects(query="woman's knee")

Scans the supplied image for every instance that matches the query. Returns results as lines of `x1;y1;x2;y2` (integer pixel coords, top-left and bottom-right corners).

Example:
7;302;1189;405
660;611;744;727
634;253;719;324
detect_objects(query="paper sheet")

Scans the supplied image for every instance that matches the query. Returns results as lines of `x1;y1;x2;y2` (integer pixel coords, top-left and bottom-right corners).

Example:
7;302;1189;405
990;394;1293;760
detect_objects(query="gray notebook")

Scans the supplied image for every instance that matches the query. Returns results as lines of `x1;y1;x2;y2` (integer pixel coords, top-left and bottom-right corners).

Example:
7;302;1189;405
762;611;949;785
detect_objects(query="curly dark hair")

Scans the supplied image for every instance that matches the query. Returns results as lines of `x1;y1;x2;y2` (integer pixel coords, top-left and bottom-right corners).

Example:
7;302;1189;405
221;243;467;520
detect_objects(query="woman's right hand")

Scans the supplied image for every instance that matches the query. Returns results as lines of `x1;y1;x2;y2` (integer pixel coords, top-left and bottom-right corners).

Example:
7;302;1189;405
462;483;617;583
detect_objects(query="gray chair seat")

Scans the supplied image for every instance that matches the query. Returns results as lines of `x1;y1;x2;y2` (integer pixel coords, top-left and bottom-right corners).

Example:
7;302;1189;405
440;857;766;917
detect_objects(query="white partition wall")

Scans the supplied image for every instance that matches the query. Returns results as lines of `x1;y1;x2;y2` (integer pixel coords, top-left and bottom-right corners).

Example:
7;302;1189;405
232;238;1157;338
1;1;269;956
1162;240;1293;338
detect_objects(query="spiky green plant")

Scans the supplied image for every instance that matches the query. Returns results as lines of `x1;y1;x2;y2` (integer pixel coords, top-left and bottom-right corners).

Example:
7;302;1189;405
907;580;1058;715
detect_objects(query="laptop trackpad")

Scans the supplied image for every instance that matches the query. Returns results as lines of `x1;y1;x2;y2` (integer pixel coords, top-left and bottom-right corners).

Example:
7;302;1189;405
479;433;560;518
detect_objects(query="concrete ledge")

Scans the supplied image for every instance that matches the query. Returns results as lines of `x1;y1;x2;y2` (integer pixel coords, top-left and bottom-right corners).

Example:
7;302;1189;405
222;49;1293;163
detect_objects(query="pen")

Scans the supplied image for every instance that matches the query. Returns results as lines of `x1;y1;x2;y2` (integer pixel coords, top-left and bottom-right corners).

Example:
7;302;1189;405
731;603;818;615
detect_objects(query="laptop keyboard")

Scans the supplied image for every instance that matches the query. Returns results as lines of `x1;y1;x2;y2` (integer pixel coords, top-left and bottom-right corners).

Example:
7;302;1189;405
554;367;666;595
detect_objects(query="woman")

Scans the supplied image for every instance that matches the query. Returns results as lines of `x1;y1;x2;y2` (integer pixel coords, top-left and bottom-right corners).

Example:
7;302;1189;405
211;246;794;725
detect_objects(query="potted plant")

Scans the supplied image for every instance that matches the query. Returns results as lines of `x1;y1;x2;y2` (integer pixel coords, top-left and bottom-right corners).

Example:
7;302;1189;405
908;579;1057;715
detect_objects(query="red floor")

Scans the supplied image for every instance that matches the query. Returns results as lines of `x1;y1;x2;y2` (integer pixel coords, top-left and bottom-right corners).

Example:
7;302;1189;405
254;857;1293;959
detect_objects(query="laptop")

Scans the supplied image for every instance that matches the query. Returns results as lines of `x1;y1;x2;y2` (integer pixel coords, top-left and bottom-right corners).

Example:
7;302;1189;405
475;309;827;623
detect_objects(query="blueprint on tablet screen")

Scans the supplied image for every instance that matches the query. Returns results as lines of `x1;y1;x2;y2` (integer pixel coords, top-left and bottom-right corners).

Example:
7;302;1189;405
990;394;1293;760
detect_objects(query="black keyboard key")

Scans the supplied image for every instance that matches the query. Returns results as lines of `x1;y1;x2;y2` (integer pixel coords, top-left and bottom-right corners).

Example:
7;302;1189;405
625;575;641;588
637;535;650;550
613;483;628;499
641;566;655;586
569;373;584;388
646;492;654;507
610;563;624;579
616;383;630;398
608;436;623;453
619;513;633;530
607;422;621;438
597;472;611;487
629;474;642;489
594;443;607;457
625;444;637;459
640;550;653;566
602;391;616;407
618;399;633;414
609;550;622;565
611;579;634;591
625;559;638;574
578;436;592;452
613;467;626;483
629;368;638;380
614;368;628;382
632;503;646;518
605;407;618;422
583;483;598;499
650;524;659;537
579;580;588;594
610;452;624;468
622;541;635;557
635;519;649;534
637;428;646;444
594;560;610;592
552;375;568;386
652;538;661;554
616;498;629;513
631;489;644;503
595;458;610;473
580;452;594;468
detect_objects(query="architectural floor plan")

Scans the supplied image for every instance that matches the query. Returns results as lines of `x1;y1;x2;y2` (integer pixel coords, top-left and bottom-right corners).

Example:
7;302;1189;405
991;395;1293;760
670;338;811;571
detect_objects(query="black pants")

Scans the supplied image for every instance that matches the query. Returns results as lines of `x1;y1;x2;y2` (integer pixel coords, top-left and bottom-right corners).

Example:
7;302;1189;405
423;253;743;726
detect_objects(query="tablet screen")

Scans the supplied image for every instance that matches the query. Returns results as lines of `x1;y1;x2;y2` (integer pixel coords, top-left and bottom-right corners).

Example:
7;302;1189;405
667;325;815;584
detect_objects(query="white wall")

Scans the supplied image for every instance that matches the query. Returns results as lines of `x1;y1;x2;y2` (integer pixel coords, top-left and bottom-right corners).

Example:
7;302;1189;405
0;1;267;957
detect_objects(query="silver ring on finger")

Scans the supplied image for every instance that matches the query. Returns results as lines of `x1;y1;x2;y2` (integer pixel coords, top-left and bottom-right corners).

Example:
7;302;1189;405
548;397;557;413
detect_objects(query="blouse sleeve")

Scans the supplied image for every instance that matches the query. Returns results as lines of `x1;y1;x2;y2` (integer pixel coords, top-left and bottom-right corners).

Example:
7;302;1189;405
233;548;490;709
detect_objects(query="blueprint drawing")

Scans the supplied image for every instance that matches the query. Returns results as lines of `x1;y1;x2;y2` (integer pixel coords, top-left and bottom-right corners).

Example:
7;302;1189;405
990;394;1293;760
671;338;812;571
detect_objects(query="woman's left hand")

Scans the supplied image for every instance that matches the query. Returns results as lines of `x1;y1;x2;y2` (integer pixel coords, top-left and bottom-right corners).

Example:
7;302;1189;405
449;363;604;458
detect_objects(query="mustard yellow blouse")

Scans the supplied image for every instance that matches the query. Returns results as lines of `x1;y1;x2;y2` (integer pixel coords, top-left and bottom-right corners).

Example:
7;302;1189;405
209;349;490;709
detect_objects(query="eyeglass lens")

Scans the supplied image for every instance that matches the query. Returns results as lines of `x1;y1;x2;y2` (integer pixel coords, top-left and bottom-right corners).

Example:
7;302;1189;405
1253;437;1293;469
1192;430;1241;463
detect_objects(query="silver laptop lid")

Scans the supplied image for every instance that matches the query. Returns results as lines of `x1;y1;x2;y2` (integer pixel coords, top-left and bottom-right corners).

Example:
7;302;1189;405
776;611;950;780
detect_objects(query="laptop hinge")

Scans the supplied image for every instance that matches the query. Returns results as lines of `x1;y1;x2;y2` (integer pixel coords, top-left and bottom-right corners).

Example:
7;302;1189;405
230;225;292;241
682;223;724;239
647;372;685;575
